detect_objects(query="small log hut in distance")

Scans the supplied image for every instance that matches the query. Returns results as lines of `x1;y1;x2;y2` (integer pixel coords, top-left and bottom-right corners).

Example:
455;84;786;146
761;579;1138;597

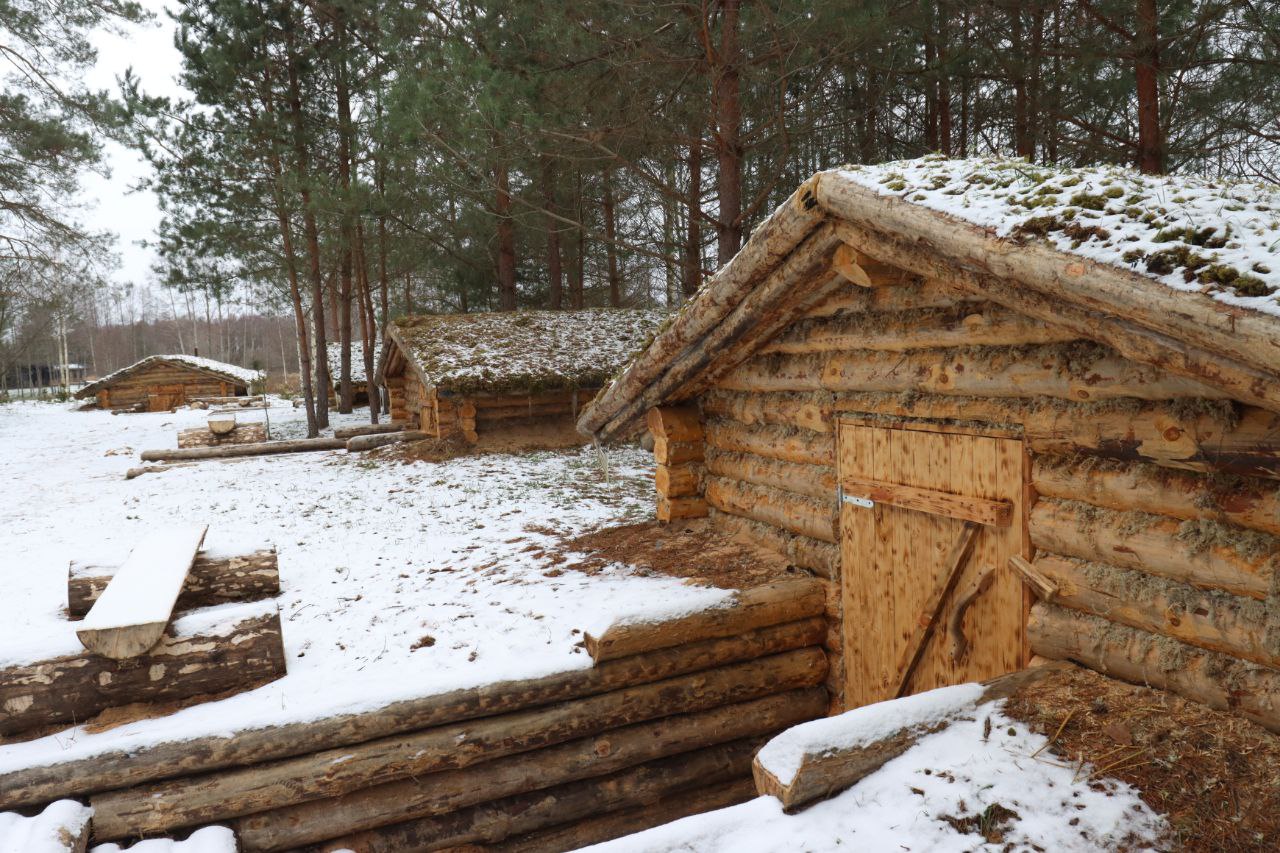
75;355;261;412
378;308;667;445
578;155;1280;722
326;337;379;406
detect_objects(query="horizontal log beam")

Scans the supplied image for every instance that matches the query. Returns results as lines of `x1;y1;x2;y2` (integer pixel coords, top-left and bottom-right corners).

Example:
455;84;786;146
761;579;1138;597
841;476;1012;527
646;406;703;442
0;619;824;809
233;688;827;851
1034;554;1275;669
705;449;835;503
0;607;285;738
1032;456;1280;537
1030;499;1273;600
708;509;839;580
704;419;833;467
656;495;708;523
701;389;832;434
654;463;701;498
1028;603;1280;732
585;579;827;663
705;476;838;544
802;278;980;319
140;438;345;462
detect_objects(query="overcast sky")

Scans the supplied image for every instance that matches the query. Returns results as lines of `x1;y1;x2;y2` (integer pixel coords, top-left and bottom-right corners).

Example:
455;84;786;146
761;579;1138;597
80;0;187;292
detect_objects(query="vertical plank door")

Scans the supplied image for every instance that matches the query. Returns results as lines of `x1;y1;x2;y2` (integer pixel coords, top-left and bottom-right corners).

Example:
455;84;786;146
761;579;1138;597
838;419;1027;707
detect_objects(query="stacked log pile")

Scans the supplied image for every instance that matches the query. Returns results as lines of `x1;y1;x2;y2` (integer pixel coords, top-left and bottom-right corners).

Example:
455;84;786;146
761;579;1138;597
648;405;707;522
687;272;1280;729
1;582;829;852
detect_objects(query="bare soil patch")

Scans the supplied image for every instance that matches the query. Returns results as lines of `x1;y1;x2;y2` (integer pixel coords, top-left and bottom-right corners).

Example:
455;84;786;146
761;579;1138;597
390;420;594;463
1005;664;1280;851
556;518;802;589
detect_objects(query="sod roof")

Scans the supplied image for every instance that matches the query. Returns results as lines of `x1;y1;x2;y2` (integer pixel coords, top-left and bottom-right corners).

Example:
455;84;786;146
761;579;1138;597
75;355;262;399
385;308;670;395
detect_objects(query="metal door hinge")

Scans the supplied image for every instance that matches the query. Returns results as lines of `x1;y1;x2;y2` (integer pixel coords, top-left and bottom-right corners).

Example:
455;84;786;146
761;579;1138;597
838;485;874;509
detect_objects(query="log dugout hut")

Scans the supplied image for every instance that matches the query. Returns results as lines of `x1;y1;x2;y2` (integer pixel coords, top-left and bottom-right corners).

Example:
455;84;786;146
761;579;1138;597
378;309;667;445
327;338;379;406
580;156;1280;723
75;355;261;412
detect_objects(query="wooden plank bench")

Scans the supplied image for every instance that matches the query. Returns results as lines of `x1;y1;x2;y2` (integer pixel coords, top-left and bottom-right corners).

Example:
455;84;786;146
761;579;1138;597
76;525;208;659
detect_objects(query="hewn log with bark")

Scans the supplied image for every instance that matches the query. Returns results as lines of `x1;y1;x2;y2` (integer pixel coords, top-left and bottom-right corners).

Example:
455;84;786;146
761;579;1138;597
708;509;838;579
763;304;1079;355
802;278;977;318
653;437;704;466
701;389;832;434
655;463;701;497
815;176;1280;400
1025;404;1280;480
0;619;823;809
333;423;404;440
656;495;708;523
1028;603;1280;732
0;604;285;738
704;450;835;502
585;579;826;663
76;525;207;660
346;431;431;452
68;546;280;619
752;663;1071;811
580;176;827;438
88;651;825;839
1031;456;1280;537
1030;500;1273;600
234;689;826;851
827;391;1032;425
303;737;764;853
494;777;756;853
140;438;345;462
474;402;577;422
646;406;703;443
704;419;833;466
1034;554;1276;668
705;476;837;544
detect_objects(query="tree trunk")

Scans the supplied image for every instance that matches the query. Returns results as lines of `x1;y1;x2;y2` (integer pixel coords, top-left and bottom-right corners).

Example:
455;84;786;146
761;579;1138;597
1134;0;1164;173
602;167;622;307
495;152;517;311
542;157;563;309
713;0;743;262
682;133;703;297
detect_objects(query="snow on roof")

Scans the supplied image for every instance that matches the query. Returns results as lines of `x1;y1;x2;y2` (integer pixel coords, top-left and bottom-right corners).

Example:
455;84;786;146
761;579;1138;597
838;155;1280;317
76;355;262;398
389;308;670;395
326;338;380;385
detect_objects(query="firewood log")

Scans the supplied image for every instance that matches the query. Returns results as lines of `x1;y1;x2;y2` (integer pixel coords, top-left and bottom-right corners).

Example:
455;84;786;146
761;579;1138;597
91;652;826;841
0;619;823;809
585;579;827;662
1028;603;1280;733
0;604;285;738
68;546;280;619
1031;456;1280;537
232;689;826;851
1030;500;1273;600
140;438;345;462
303;737;766;853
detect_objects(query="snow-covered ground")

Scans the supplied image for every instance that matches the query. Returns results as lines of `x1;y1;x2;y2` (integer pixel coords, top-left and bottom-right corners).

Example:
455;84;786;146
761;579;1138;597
0;399;728;772
588;704;1167;852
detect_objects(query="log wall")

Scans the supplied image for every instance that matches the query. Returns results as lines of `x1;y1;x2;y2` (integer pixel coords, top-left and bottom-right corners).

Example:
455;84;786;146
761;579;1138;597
95;362;245;411
3;590;828;851
669;275;1280;722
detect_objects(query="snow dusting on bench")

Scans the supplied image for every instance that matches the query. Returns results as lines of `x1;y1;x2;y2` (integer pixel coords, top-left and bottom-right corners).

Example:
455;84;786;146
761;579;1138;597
838;155;1280;317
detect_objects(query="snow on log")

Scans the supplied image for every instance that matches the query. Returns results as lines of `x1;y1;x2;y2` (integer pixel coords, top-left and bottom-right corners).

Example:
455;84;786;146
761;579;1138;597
233;689;826;851
1030;499;1272;600
1028;603;1280;733
0;800;92;853
496;777;756;853
76;525;207;659
0;619;824;810
332;422;404;440
751;663;1070;811
140;437;345;462
0;601;285;738
585;578;826;663
301;737;765;853
1031;456;1280;538
68;545;280;619
89;650;826;840
89;826;238;853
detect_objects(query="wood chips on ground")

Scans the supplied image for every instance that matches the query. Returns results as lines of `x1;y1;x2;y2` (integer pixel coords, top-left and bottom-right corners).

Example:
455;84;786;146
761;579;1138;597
1005;664;1280;851
557;518;803;589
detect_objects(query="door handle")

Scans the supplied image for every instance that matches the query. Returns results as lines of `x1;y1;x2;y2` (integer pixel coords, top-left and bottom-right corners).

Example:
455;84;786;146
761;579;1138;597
948;564;995;664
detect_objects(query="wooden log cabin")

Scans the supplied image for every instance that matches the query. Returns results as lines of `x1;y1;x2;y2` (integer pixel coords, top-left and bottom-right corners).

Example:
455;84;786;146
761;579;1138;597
75;355;261;413
326;337;379;406
377;309;667;445
579;156;1280;724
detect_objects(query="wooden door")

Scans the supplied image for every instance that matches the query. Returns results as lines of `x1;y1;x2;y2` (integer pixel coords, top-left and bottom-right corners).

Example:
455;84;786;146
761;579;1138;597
838;419;1028;708
148;384;186;412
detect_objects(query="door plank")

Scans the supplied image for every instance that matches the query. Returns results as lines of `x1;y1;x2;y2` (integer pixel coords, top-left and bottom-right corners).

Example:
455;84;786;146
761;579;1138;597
893;521;979;698
840;476;1013;527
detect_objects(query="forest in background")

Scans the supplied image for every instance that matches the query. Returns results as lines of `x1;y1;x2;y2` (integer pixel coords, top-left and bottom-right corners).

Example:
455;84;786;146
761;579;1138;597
3;1;1280;432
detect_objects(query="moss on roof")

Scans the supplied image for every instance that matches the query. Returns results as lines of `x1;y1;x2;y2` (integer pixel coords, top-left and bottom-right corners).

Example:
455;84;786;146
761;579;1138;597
389;308;670;395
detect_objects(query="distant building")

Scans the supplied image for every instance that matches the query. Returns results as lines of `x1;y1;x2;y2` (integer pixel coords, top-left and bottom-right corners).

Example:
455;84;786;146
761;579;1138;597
75;355;262;412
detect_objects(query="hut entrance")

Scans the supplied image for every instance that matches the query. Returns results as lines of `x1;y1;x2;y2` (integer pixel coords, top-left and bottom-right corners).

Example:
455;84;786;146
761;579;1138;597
148;384;186;412
837;419;1028;708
